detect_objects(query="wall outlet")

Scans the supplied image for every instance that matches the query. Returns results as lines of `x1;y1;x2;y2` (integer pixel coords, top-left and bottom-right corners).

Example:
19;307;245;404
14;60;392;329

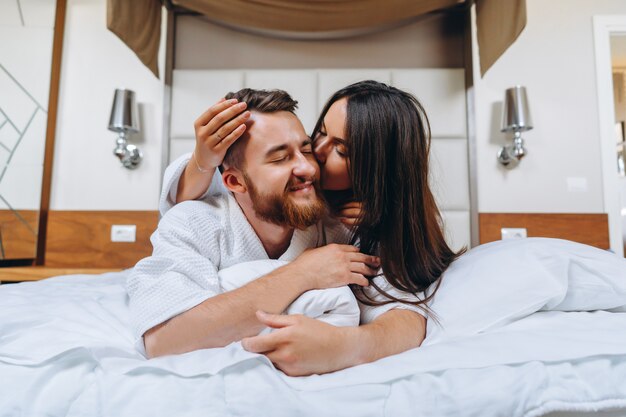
111;225;136;242
501;227;527;240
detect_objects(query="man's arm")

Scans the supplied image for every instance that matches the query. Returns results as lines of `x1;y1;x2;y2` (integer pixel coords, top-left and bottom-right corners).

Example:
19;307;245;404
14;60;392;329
137;239;379;358
144;262;311;358
241;309;425;376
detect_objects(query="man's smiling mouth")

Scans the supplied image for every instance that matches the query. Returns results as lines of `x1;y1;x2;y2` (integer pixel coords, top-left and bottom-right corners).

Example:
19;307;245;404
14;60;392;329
289;181;314;193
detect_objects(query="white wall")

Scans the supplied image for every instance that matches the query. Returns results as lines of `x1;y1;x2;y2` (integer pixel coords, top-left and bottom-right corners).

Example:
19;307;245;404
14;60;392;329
0;0;55;211
49;0;626;218
472;0;626;214
51;0;165;210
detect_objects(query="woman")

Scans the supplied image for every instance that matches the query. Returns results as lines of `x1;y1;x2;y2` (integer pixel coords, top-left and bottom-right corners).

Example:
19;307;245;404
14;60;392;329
309;80;463;314
161;81;463;375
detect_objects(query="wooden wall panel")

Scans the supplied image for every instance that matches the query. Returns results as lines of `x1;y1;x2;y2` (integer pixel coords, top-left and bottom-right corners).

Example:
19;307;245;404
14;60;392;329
45;211;159;268
0;210;39;260
479;213;610;249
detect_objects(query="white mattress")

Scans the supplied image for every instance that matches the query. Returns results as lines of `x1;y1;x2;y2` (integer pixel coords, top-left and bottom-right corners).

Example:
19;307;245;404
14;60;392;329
1;239;626;417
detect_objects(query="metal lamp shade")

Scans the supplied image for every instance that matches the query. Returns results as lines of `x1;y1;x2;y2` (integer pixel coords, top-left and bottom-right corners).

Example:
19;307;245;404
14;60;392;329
108;89;139;134
501;86;533;132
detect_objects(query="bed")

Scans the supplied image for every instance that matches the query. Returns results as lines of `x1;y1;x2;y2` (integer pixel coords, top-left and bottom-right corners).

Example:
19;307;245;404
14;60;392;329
1;238;626;417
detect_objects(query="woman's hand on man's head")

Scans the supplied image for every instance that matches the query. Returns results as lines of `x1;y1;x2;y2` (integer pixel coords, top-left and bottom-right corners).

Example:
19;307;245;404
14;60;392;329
193;98;250;170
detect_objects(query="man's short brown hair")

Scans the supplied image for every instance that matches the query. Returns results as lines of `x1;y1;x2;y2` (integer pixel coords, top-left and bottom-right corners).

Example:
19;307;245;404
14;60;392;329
222;89;298;170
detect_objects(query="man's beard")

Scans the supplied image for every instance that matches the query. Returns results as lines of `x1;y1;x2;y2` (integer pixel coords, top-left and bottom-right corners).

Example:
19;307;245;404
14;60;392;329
243;173;327;230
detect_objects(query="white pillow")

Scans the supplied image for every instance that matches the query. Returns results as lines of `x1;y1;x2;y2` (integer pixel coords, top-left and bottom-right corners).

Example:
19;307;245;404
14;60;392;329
424;238;626;345
218;260;360;329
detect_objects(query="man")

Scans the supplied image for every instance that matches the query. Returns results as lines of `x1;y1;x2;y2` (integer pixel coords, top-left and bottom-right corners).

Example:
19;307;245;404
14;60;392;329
129;89;426;376
128;89;378;359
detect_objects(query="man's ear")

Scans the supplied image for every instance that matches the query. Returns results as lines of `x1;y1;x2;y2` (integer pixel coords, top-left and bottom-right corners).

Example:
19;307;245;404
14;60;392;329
222;168;247;194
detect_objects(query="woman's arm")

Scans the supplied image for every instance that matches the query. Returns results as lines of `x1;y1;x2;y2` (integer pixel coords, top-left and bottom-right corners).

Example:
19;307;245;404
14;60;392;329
241;308;425;376
159;99;249;215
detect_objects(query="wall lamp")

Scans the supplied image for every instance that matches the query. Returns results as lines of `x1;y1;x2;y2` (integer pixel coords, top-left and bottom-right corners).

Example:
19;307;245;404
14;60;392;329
108;88;142;169
498;86;533;169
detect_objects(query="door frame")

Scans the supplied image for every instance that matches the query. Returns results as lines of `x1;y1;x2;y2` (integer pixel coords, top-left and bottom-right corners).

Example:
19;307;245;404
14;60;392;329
593;15;626;257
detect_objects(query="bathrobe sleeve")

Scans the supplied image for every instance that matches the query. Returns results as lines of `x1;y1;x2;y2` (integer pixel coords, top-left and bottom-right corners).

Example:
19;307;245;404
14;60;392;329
127;200;224;338
159;152;227;216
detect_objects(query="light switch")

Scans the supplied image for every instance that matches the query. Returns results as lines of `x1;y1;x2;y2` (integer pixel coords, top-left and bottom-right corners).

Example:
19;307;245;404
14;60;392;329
501;228;527;240
111;225;136;242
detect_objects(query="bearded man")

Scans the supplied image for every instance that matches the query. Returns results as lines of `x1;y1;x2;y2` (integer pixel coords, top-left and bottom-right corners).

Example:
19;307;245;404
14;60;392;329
127;89;379;359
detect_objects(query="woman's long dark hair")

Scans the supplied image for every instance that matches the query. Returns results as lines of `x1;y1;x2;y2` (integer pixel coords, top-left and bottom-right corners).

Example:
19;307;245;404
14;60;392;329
312;80;465;315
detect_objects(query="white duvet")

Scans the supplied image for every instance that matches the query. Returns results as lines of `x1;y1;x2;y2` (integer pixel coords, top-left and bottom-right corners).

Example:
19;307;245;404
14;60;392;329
1;238;626;417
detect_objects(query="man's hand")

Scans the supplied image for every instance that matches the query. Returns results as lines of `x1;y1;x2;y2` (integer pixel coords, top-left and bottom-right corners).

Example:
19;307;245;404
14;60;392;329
337;201;363;227
287;244;380;290
193;98;250;170
242;311;357;376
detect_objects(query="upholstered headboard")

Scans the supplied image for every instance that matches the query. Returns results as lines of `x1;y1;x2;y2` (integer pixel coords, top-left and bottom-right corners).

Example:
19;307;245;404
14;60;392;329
169;68;471;252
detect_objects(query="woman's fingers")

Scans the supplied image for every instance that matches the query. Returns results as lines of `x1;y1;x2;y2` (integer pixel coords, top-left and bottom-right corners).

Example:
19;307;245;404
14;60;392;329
205;101;248;134
215;124;246;151
340;201;361;209
214;110;251;146
242;333;281;353
338;201;362;227
194;98;236;129
338;208;360;218
255;310;295;328
339;217;358;227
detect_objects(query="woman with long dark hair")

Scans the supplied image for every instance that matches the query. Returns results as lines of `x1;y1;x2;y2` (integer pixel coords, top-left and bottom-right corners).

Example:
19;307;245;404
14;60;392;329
310;80;463;316
159;81;464;375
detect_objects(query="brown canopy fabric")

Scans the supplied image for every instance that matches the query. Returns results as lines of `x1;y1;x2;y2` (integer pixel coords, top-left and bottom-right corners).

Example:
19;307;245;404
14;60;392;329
106;0;526;78
476;0;526;76
172;0;464;33
107;0;161;77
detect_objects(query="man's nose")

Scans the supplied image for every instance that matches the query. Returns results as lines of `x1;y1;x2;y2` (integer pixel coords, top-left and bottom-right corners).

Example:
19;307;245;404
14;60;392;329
313;137;331;164
293;152;317;178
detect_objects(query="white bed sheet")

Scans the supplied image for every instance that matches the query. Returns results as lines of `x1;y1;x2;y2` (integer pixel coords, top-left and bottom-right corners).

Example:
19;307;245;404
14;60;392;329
1;247;626;416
